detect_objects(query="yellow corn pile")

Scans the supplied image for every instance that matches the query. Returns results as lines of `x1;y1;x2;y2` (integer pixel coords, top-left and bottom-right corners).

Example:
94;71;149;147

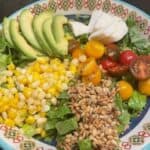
0;57;77;137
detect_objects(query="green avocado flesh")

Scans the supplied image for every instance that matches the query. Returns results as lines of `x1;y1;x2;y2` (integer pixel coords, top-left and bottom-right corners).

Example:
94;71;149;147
19;9;42;50
3;17;14;47
49;15;68;56
33;11;53;56
43;16;68;56
10;19;42;59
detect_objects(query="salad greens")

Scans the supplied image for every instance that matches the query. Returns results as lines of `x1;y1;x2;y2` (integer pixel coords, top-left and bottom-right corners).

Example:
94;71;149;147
115;94;131;133
115;90;147;134
44;91;78;141
78;139;92;150
22;124;36;137
118;17;150;55
56;117;78;135
128;91;147;111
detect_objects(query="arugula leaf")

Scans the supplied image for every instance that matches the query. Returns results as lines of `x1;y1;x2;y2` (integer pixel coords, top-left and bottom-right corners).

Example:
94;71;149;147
128;91;146;111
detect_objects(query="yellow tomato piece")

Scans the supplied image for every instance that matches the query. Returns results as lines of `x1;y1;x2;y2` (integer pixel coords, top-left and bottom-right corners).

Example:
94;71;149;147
117;80;133;100
72;48;84;59
138;78;150;96
82;69;101;85
85;40;105;59
82;58;98;76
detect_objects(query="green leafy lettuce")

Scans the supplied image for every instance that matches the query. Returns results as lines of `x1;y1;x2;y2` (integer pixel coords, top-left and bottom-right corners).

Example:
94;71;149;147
118;17;150;55
128;90;146;112
115;90;147;134
115;94;131;133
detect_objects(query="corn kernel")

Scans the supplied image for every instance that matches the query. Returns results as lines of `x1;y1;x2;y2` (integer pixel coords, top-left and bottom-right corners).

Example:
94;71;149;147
32;62;41;73
51;97;57;105
37;57;49;64
36;127;42;134
26;116;35;124
14;70;21;76
7;63;15;71
4;119;15;127
3;105;9;111
20;78;28;85
37;105;42;112
23;87;33;98
32;72;41;81
47;87;57;96
8;109;17;119
0;117;3;123
41;130;46;138
69;64;77;74
40;112;46;117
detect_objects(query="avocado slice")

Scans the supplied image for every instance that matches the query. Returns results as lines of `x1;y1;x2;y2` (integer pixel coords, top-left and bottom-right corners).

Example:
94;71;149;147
10;19;42;59
52;16;68;55
19;9;42;51
33;11;53;56
3;17;15;47
43;17;61;56
43;15;68;56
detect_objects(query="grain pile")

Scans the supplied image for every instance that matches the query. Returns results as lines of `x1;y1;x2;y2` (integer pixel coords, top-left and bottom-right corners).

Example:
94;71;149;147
58;79;120;150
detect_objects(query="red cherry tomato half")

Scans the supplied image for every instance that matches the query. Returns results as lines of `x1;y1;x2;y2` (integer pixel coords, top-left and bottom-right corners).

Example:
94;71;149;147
119;50;137;66
100;59;118;70
130;56;150;80
107;64;129;76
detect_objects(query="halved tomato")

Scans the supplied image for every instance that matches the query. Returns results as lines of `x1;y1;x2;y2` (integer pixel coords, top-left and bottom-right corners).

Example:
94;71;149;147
81;58;98;76
130;56;150;80
72;48;84;59
82;69;101;85
107;64;128;76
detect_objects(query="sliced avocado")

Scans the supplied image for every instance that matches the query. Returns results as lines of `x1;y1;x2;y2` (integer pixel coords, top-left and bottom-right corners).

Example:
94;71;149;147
19;9;42;50
33;11;53;56
10;19;42;59
3;17;14;47
45;15;68;56
43;17;60;56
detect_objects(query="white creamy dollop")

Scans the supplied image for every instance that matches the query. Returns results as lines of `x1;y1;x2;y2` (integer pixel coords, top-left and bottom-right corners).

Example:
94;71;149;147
69;10;128;44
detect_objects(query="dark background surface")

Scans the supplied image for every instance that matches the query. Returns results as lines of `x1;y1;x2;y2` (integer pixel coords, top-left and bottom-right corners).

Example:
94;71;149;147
0;0;149;22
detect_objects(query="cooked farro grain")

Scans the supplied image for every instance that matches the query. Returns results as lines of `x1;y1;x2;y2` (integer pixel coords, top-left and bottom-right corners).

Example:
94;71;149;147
58;79;120;150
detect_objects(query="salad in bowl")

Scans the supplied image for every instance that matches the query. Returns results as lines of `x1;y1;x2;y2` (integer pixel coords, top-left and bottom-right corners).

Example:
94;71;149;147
0;0;150;150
